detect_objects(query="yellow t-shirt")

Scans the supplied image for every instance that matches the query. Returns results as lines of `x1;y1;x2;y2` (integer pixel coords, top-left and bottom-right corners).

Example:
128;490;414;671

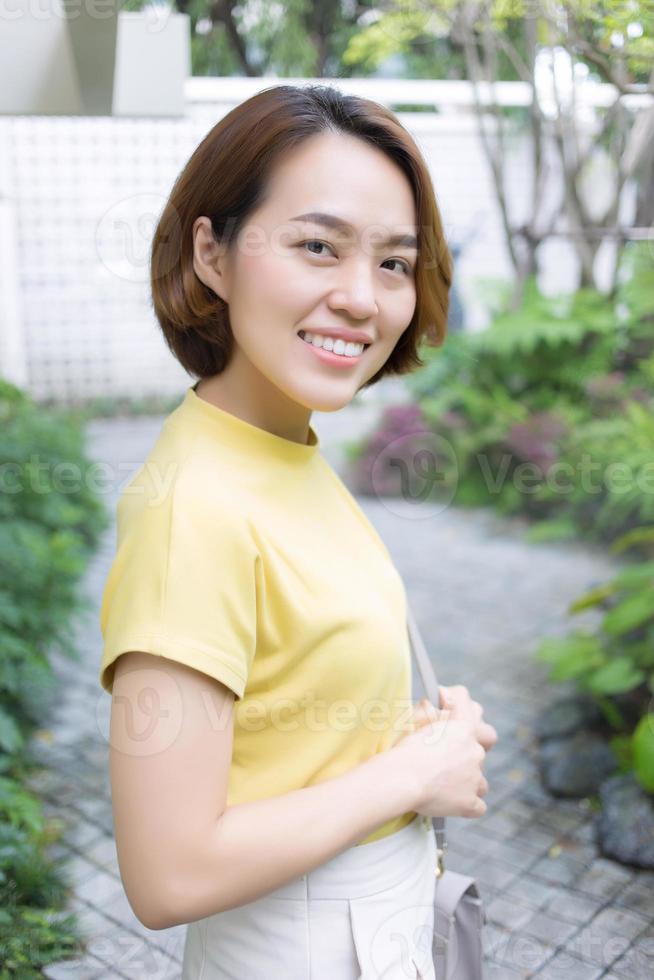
99;384;418;845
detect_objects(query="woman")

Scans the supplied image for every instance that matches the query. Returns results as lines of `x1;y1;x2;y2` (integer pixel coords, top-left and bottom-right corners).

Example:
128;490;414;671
99;84;498;980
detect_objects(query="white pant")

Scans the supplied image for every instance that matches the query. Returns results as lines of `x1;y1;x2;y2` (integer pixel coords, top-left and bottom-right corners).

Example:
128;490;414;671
181;813;437;979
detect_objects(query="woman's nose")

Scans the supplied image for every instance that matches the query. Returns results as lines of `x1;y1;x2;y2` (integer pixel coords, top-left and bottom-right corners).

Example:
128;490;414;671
328;270;379;319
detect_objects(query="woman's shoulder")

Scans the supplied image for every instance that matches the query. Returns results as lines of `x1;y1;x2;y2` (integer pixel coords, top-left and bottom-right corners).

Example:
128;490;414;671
116;423;252;541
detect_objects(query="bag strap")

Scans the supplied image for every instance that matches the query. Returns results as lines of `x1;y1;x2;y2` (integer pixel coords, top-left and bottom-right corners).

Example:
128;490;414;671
406;602;447;872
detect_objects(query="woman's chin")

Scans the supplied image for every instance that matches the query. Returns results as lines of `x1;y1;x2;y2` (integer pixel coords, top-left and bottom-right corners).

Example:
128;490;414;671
300;388;362;414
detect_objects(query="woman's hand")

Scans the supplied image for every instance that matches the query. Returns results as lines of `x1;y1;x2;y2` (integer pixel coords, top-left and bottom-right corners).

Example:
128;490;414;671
390;698;491;820
433;684;499;752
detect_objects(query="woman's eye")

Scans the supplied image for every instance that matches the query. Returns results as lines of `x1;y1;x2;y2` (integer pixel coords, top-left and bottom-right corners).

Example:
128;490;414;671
383;258;411;275
300;239;334;257
299;240;411;275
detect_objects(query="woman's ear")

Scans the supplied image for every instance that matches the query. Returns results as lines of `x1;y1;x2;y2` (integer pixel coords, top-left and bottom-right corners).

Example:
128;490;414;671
192;216;231;303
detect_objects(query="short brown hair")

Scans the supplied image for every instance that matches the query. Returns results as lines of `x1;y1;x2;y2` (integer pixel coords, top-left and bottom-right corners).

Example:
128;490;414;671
150;83;452;389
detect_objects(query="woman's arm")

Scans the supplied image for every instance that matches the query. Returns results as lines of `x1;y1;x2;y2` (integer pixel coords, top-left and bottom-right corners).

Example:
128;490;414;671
110;651;419;931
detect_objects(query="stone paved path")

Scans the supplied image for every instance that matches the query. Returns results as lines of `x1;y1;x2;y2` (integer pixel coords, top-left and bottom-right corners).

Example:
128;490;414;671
29;384;654;979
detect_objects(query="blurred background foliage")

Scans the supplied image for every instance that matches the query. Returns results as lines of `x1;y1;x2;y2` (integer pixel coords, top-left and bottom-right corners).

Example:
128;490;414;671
0;381;110;972
122;0;654;85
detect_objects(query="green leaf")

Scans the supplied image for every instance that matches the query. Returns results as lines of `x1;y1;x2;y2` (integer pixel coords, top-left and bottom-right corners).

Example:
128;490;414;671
632;714;654;793
609;733;634;768
0;776;44;836
525;518;578;544
611;526;654;555
569;582;618;613
535;633;602;680
595;695;627;730
587;657;645;695
602;589;654;636
612;562;654;589
0;709;24;755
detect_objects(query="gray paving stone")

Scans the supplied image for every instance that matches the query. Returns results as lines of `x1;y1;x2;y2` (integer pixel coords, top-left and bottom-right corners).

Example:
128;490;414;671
542;889;605;925
451;822;503;855
103;885;149;934
473;855;522;892
482;837;546;874
115;950;181;980
84;834;120;875
75;869;126;907
486;894;536;930
589;905;652;942
144;923;187;964
521;909;579;947
477;804;536;839
62;819;107;851
510;823;559;856
613;878;654;917
84;928;170;978
484;962;527;979
46;841;75;864
528;852;593;887
569;818;598;844
484;779;519;809
573;862;635;901
534;808;587;834
490;929;553;975
483;922;513;957
500;875;559;910
532;950;603;979
70;902;121;941
61;854;102;889
565;923;631;970
608;933;654;980
72;796;114;829
42;956;108;979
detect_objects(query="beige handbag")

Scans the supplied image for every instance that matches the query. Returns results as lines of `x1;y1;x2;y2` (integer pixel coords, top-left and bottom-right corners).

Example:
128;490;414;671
407;603;486;980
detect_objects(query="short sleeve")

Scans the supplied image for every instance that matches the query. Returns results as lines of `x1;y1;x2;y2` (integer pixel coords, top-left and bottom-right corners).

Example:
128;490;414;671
98;470;259;699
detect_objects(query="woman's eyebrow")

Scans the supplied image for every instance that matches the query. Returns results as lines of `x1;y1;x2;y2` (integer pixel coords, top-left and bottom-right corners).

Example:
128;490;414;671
289;211;418;250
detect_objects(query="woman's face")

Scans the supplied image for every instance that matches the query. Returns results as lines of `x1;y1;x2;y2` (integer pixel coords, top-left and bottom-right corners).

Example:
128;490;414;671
193;130;418;415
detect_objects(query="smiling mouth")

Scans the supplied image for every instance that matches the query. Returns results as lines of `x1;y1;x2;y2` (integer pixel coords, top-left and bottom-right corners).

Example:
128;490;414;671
297;330;371;354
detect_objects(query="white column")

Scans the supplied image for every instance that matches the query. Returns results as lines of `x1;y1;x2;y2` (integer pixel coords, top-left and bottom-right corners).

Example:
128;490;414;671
0;121;27;389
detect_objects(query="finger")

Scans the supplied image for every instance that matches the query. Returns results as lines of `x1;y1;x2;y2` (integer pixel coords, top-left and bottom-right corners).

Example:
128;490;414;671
407;701;435;732
415;697;436;710
478;722;499;749
413;698;438;720
412;705;451;731
438;685;453;707
468;795;487;817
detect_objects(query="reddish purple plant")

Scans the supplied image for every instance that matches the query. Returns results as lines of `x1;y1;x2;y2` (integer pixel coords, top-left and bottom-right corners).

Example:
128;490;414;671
350;403;436;496
504;411;568;473
584;372;626;400
439;409;468;432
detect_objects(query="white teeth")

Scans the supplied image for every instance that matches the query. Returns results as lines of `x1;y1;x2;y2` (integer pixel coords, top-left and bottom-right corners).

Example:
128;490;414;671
300;331;366;357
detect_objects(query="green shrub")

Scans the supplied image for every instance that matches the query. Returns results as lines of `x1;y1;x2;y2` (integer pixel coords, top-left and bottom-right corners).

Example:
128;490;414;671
535;526;654;793
0;378;109;973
